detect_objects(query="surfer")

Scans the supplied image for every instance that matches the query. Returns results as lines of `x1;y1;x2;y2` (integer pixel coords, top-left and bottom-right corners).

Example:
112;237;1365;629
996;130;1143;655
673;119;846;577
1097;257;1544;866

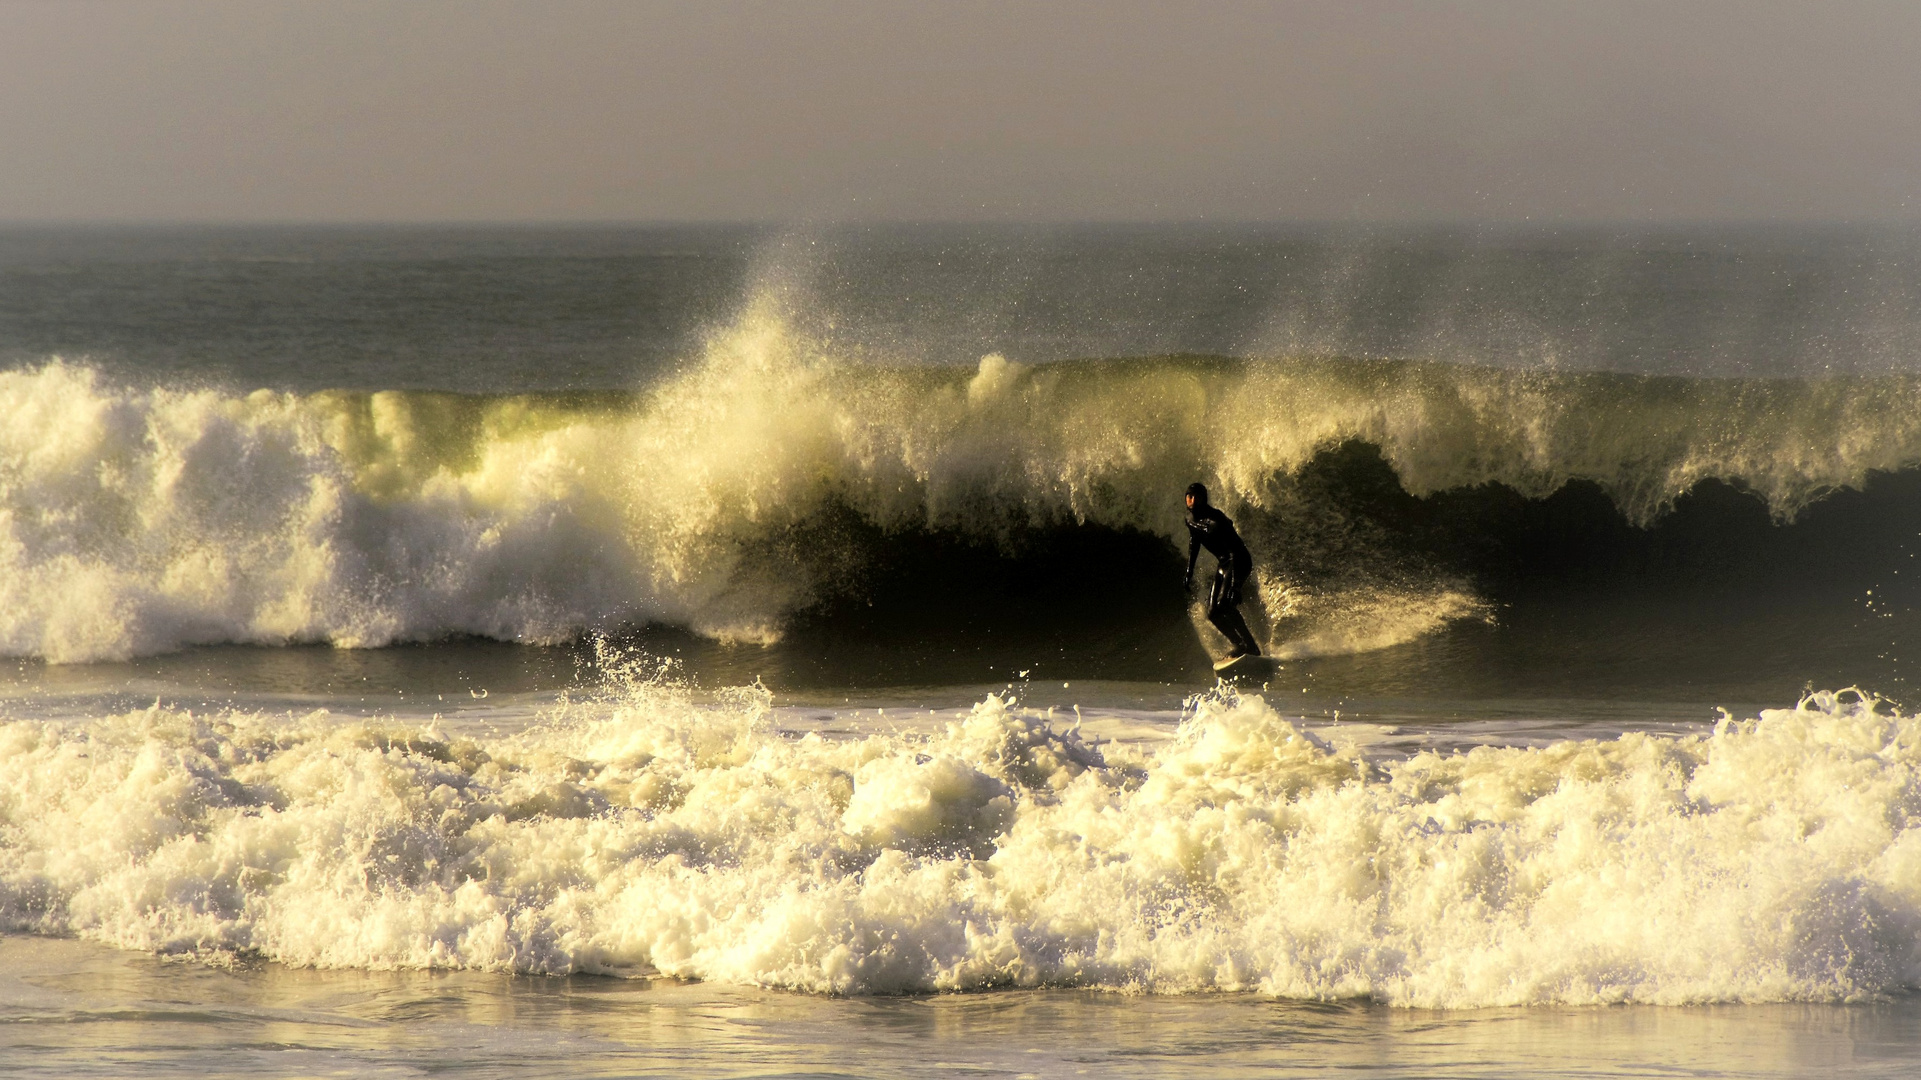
1183;482;1261;660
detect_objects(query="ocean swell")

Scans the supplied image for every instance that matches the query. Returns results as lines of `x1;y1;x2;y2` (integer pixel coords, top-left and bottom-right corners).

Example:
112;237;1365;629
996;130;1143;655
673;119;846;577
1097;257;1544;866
2;678;1919;1006
5;303;1921;662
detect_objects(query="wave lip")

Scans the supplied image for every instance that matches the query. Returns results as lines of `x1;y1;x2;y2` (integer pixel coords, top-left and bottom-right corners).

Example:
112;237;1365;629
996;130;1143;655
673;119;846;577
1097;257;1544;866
6;307;1921;662
2;676;1918;1006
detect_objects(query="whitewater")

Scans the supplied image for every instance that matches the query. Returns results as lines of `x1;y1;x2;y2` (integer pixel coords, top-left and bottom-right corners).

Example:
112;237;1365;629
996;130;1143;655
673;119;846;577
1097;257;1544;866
4;662;1918;1008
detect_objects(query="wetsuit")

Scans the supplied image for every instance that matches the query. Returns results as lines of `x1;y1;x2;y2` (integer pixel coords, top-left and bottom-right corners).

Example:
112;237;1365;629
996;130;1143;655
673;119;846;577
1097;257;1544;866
1185;503;1260;656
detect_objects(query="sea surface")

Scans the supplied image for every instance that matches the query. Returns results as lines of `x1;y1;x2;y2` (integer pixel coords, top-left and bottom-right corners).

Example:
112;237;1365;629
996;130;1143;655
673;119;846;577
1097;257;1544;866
4;223;1921;1076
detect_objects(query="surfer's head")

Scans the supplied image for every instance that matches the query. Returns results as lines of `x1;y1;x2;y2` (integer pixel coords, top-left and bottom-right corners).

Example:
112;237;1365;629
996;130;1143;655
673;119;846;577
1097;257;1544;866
1184;482;1208;509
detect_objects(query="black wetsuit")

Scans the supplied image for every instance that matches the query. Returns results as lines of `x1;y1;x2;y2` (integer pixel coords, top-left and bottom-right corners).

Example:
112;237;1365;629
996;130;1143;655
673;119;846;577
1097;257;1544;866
1185;503;1260;656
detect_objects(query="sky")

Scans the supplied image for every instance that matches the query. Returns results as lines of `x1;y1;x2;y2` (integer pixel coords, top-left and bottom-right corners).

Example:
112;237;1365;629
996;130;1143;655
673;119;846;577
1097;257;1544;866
2;0;1918;224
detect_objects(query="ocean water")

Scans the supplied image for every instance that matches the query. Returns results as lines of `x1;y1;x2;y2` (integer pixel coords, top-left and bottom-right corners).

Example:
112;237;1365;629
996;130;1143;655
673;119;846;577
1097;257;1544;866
5;224;1921;1076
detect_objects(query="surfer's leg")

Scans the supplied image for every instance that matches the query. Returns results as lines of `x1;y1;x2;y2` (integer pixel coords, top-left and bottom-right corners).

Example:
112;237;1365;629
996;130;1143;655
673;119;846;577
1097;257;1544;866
1205;571;1234;653
1206;566;1260;656
1206;604;1241;654
1218;602;1259;656
1230;568;1260;655
1207;570;1256;656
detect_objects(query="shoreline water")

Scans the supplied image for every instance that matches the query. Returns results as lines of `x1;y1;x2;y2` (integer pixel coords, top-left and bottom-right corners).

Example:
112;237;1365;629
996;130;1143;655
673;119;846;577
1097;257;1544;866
6;935;1920;1079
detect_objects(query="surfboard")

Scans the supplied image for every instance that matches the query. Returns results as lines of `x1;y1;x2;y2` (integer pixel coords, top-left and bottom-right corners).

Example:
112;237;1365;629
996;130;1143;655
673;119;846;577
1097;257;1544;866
1212;653;1280;677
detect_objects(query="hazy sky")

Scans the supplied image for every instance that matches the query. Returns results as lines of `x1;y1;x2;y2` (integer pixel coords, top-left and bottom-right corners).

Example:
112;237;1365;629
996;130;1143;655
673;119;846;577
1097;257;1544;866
3;0;1918;223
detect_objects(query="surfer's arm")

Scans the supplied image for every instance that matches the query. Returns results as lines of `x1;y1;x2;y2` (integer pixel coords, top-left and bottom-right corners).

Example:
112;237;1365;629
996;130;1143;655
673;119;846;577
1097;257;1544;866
1184;530;1200;589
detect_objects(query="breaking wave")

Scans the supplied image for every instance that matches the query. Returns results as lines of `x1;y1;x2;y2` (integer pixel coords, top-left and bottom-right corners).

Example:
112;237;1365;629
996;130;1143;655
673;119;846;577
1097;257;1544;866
3;672;1920;1006
5;299;1921;663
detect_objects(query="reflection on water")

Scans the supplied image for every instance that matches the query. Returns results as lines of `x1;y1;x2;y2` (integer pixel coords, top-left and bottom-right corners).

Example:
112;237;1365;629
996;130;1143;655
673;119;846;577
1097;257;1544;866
2;936;1917;1079
2;582;1911;718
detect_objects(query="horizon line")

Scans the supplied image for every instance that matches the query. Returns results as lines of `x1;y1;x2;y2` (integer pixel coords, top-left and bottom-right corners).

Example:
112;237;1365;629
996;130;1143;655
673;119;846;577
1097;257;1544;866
3;216;1921;231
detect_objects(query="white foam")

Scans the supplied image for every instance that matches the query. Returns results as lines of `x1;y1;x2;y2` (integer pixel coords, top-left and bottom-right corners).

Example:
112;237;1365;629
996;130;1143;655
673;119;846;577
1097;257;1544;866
1261;583;1492;660
5;301;1920;661
2;679;1919;1006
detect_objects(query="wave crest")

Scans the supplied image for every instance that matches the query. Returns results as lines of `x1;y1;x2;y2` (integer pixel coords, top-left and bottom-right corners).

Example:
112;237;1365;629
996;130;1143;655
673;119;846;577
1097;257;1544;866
4;304;1920;661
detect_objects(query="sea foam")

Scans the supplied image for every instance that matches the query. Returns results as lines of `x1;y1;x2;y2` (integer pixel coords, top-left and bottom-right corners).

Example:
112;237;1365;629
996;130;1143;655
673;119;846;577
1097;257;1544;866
5;301;1921;661
2;676;1919;1006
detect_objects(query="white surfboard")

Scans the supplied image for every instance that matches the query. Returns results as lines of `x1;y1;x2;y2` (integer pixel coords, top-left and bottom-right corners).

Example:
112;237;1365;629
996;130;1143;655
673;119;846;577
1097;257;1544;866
1212;653;1280;677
